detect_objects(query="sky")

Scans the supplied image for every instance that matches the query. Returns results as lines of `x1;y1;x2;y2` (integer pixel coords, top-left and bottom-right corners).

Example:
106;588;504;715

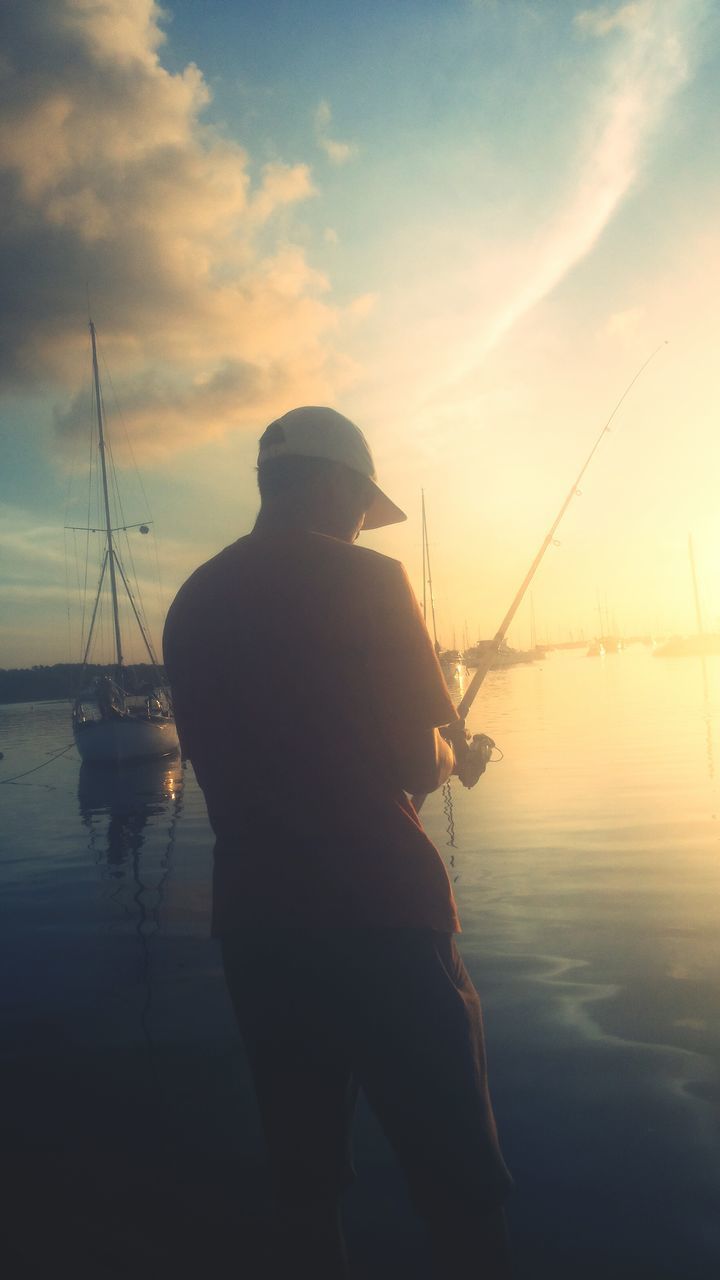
1;0;719;667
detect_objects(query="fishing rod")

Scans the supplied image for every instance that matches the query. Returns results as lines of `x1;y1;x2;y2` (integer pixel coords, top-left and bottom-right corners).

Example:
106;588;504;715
414;340;667;812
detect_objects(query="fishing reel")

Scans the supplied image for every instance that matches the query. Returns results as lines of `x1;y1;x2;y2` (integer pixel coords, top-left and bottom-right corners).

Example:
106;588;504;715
457;732;496;787
443;723;498;788
469;732;496;765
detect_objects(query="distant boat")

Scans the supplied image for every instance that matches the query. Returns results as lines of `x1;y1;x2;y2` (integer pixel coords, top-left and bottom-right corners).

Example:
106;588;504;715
70;322;179;765
587;635;623;657
654;535;720;659
654;634;720;657
465;641;535;669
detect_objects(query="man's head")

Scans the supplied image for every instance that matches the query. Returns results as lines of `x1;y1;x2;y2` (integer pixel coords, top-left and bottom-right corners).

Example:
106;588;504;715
256;406;406;543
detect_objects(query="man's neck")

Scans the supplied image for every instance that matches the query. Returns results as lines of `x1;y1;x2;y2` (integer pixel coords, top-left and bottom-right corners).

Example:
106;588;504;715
253;506;352;542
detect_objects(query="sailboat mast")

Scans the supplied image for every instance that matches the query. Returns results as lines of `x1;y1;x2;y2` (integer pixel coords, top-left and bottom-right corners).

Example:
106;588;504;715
688;533;704;636
421;491;439;649
421;490;427;624
90;320;123;671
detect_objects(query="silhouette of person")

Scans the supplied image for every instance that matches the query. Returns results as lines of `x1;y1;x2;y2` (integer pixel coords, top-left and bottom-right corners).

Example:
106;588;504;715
163;407;512;1278
96;673;123;719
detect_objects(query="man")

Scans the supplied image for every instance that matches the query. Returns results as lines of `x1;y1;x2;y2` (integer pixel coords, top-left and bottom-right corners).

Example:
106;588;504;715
163;406;513;1278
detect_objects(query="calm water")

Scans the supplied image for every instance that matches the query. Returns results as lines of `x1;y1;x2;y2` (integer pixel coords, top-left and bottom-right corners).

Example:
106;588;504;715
1;648;719;1278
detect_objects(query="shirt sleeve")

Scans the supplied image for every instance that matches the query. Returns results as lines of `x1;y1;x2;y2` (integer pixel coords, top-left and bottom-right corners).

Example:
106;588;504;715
369;558;459;736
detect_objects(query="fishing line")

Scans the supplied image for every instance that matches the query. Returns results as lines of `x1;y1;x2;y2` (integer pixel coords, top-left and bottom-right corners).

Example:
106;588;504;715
414;341;668;814
442;780;457;849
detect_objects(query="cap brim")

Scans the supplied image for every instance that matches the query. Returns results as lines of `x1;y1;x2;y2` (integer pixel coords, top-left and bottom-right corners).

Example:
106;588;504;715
362;480;407;530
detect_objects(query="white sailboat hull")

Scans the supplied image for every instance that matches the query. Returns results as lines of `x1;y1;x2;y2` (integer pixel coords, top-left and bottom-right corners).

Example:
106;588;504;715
74;716;180;764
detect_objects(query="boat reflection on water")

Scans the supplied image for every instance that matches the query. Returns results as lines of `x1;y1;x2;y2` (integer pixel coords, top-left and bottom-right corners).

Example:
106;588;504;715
78;756;184;938
442;658;468;701
78;756;185;1052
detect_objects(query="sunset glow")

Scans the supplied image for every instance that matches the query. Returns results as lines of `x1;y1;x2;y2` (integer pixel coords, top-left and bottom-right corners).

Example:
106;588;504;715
2;0;719;664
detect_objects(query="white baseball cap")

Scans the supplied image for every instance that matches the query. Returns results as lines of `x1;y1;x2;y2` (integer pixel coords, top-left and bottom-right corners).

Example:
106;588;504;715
257;406;406;530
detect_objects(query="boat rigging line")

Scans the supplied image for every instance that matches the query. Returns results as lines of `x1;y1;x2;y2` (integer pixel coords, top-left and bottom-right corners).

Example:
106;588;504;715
66;319;179;763
69;322;162;677
421;489;439;649
413;340;668;814
0;742;77;786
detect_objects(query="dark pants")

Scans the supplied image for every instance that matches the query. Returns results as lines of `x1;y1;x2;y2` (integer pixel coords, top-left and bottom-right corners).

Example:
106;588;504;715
221;928;513;1276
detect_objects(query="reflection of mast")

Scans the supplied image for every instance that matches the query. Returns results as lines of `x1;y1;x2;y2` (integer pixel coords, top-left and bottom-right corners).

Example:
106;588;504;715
688;533;704;637
700;659;715;781
78;758;185;1089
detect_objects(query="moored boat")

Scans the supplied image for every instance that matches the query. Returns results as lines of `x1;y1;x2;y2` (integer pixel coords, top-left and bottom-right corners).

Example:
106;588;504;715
70;321;179;764
465;640;535;668
653;633;720;658
73;680;178;764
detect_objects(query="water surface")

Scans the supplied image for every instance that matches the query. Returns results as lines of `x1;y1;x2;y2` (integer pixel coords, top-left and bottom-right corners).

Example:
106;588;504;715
1;648;719;1277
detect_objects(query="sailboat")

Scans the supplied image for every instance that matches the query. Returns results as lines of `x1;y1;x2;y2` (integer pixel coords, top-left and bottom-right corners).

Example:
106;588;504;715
70;321;180;764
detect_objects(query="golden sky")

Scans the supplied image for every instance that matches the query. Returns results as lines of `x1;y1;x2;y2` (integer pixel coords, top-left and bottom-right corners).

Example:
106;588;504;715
1;0;719;665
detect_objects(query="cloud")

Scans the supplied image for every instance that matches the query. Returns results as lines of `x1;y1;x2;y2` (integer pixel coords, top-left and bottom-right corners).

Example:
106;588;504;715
0;1;360;457
603;305;646;340
575;3;652;38
314;99;357;165
344;293;378;320
442;0;696;384
55;334;360;460
0;498;207;663
0;505;67;577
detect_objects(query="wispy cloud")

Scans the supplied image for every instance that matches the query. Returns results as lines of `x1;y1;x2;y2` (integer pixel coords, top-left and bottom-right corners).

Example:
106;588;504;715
603;305;646;340
0;505;66;574
575;3;652;38
314;100;357;165
443;0;697;384
0;1;361;457
0;499;190;662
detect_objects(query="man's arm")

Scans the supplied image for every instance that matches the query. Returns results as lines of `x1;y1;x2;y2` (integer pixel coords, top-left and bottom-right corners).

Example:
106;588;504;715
390;724;455;796
367;558;462;796
391;719;490;798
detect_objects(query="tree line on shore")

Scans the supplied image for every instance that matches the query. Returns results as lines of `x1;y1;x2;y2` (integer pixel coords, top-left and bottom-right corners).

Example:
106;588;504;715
0;664;166;705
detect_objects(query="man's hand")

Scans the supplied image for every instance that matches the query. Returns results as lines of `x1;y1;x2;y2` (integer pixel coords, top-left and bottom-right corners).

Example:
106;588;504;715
441;722;495;789
457;733;495;787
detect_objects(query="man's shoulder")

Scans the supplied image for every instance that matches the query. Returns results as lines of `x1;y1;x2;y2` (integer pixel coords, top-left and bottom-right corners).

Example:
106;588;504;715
178;537;250;591
166;534;406;627
310;533;404;582
164;538;249;631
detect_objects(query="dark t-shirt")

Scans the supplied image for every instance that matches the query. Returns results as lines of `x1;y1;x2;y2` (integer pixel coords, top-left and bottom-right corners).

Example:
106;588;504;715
163;528;461;934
